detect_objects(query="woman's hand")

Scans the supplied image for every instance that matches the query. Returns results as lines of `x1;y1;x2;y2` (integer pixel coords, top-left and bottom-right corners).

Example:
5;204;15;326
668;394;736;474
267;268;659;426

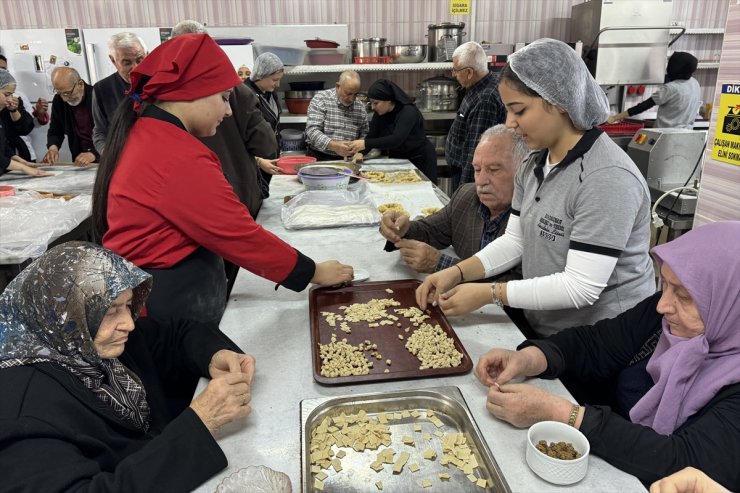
607;111;628;124
208;350;255;384
486;382;574;428
190;372;252;433
8;158;53;176
475;346;548;387
311;260;354;286
349;152;364;163
256;157;283;175
415;267;462;310
437;283;491;316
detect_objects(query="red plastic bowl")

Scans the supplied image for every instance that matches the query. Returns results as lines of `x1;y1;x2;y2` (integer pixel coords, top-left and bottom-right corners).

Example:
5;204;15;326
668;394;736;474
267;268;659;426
285;98;312;114
276;156;317;174
305;38;340;48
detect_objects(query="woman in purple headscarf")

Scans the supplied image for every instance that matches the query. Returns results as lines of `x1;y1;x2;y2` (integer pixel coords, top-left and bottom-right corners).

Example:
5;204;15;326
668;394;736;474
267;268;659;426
472;221;740;490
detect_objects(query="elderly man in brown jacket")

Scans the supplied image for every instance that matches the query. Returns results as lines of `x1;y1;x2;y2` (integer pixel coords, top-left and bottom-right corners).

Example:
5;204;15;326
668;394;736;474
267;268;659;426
381;125;527;281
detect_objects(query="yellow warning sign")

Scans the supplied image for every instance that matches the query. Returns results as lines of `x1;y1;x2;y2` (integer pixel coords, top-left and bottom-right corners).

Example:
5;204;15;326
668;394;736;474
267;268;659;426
712;83;740;166
450;0;470;15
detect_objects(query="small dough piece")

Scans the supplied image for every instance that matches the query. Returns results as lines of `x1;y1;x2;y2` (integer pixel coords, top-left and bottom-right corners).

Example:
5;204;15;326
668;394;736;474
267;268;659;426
314;479;325;491
315;471;328;481
477;478;488;488
376;480;384;490
421;479;432;488
408;462;420;473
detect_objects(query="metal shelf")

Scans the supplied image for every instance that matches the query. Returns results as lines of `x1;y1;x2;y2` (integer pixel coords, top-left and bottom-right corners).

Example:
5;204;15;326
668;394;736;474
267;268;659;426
284;62;453;75
280;109;456;124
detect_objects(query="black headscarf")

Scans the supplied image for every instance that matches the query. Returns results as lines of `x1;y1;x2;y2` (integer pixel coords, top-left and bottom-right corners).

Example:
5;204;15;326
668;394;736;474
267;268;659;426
666;52;698;81
0;242;153;430
367;79;413;105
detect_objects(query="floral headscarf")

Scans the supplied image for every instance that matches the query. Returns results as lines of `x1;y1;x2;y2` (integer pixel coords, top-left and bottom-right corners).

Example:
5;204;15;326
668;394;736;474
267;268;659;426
0;242;153;430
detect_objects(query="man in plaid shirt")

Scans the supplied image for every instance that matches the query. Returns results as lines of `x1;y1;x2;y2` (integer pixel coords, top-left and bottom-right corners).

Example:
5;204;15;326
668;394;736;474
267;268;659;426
381;125;526;280
305;71;368;161
445;42;506;191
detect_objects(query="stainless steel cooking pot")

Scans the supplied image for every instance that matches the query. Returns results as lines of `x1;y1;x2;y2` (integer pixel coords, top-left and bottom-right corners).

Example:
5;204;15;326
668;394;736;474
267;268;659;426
351;38;387;60
381;44;427;63
285;90;321;99
427;22;466;62
416;75;460;112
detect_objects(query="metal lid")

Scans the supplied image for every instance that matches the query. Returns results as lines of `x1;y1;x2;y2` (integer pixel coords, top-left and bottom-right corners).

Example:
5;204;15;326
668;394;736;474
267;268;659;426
351;37;387;42
428;22;465;29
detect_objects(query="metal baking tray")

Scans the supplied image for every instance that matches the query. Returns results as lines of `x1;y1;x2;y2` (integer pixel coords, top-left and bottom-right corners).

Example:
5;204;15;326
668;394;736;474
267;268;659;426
300;386;511;493
308;279;472;385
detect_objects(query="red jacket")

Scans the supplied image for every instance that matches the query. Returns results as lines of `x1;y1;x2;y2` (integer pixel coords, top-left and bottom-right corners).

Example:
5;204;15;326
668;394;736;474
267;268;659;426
103;115;313;288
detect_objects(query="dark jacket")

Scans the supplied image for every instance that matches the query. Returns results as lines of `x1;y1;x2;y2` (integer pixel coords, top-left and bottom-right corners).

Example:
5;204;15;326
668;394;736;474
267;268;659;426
522;292;740;491
0;100;35;170
47;83;99;161
364;104;437;181
244;79;281;157
199;83;276;217
0;317;242;492
92;72;129;155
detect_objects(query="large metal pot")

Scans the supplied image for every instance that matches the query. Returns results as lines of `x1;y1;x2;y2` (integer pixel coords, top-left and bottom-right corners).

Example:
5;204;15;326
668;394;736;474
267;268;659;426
381;44;427;63
351;38;386;60
416;75;460;112
427;22;466;62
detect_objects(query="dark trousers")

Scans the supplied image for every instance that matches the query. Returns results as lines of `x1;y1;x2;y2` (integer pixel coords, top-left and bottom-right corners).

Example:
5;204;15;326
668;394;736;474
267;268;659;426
451;167;462;192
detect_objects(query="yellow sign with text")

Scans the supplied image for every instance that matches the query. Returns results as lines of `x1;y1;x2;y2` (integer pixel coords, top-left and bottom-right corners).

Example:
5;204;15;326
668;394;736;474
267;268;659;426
450;0;471;15
712;83;740;166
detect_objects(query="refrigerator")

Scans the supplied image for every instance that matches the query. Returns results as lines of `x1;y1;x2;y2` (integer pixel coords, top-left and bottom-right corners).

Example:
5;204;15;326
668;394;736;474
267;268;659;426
0;28;90;162
82;28;165;85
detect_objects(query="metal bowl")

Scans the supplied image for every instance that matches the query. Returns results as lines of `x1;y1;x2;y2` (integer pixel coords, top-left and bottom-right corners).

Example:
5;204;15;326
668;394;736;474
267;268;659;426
285;90;321;99
382;44;427;63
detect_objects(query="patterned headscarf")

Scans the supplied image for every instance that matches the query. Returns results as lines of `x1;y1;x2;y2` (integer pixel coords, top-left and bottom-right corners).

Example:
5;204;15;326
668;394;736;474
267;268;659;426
0;242;153;430
630;221;740;434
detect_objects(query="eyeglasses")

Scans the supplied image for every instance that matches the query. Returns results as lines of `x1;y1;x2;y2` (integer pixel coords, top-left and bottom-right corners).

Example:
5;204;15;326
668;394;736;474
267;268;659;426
451;66;472;75
54;80;80;98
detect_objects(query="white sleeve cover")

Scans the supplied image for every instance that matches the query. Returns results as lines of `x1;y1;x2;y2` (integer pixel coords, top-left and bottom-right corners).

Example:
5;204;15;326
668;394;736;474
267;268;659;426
505;249;618;310
474;214;524;277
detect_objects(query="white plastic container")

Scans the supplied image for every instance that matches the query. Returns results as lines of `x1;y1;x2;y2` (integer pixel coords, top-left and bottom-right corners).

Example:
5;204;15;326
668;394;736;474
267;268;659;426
297;166;352;191
252;44;307;65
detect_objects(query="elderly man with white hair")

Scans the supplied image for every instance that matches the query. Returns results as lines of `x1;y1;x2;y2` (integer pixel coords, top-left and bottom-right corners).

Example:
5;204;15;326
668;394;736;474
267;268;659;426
91;32;147;154
446;41;506;191
381;125;526;279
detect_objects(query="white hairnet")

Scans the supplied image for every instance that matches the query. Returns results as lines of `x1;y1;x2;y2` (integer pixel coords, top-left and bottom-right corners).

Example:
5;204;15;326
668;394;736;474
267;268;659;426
508;38;609;130
250;53;284;81
0;69;17;89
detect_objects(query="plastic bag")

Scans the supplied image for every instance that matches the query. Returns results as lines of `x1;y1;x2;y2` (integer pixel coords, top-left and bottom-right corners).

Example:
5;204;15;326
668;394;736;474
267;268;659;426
0;191;91;261
281;183;380;230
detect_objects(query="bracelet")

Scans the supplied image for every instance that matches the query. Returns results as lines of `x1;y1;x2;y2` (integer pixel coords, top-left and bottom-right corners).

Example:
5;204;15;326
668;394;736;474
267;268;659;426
567;404;580;427
491;283;504;308
455;264;465;283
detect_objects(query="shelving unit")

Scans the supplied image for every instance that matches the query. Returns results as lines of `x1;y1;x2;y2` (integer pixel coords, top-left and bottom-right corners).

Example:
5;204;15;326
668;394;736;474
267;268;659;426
281;110;456;124
284;62;453;75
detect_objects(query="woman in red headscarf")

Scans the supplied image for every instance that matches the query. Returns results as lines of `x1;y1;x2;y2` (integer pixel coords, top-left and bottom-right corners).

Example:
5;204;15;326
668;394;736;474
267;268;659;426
93;34;353;328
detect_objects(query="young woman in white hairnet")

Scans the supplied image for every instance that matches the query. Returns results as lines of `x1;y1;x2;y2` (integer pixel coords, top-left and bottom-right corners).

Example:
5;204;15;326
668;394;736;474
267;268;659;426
417;38;655;338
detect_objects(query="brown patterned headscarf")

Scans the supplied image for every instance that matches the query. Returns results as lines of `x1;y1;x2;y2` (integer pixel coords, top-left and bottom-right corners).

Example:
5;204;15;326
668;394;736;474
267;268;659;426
0;242;153;430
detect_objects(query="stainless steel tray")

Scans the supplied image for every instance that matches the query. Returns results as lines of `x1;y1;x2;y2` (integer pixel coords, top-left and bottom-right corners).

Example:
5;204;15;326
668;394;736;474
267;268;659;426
300;386;511;492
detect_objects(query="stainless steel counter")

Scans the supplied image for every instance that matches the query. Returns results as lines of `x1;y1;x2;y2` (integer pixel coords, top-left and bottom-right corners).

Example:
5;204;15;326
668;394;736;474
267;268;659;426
193;175;646;492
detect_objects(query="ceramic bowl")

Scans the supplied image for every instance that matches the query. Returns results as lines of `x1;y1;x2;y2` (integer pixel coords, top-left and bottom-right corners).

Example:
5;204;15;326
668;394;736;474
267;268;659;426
526;421;590;485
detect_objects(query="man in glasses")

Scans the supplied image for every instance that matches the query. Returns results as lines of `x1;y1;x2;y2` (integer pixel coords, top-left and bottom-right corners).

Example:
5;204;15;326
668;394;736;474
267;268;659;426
446;42;506;191
42;67;98;166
